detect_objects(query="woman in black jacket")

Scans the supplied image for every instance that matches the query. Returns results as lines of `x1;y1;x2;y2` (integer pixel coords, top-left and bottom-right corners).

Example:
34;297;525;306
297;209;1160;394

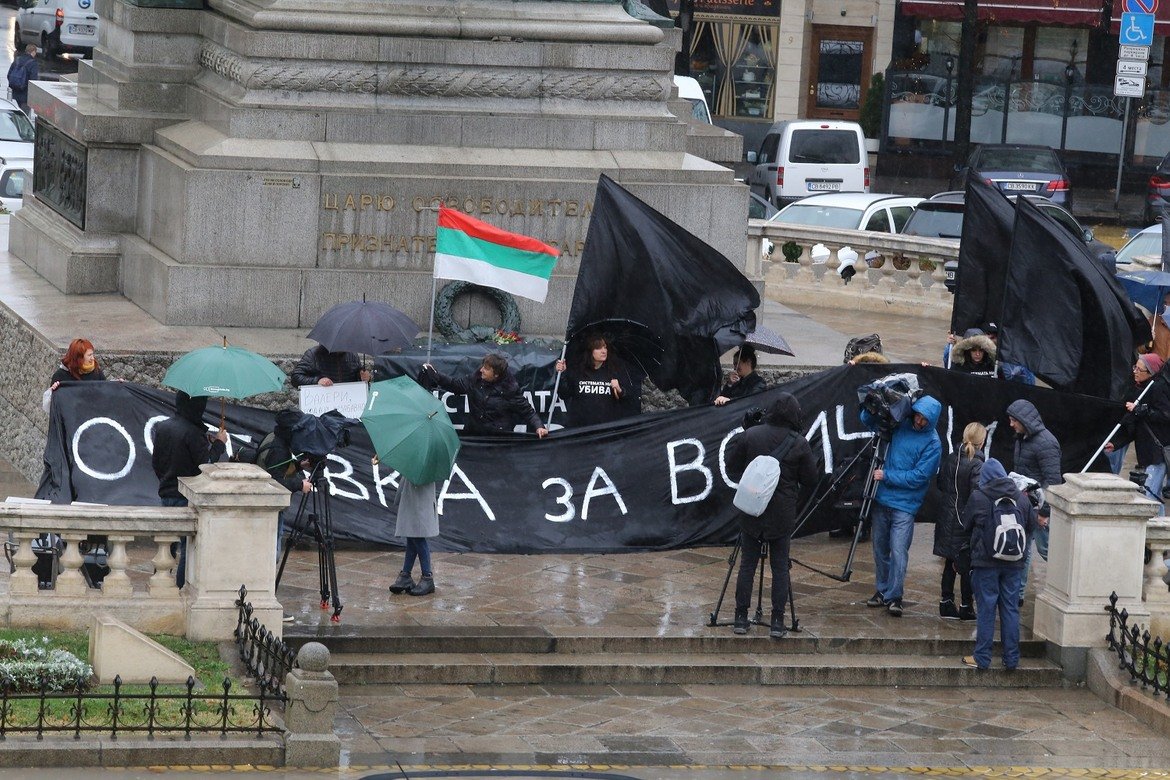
725;393;819;638
554;334;639;427
933;422;985;621
422;353;547;437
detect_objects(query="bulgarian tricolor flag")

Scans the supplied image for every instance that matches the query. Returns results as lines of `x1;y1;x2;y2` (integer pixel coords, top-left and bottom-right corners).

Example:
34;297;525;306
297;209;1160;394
434;207;560;303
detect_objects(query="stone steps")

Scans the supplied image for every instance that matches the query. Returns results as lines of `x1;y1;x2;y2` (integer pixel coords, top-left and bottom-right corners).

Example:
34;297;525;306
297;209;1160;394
325;651;1063;687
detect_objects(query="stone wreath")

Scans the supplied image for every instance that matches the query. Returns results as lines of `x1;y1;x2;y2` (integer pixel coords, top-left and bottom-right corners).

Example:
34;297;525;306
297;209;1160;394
434;281;522;343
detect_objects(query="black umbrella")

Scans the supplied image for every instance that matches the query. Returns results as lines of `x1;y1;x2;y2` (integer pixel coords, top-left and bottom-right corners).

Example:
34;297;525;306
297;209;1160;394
744;324;795;357
567;317;664;378
308;300;422;357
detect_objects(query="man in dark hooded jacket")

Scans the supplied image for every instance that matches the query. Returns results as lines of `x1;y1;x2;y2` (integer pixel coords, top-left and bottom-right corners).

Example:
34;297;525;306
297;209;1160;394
422;353;547;437
961;457;1036;670
726;393;818;638
152;392;227;587
1006;398;1062;597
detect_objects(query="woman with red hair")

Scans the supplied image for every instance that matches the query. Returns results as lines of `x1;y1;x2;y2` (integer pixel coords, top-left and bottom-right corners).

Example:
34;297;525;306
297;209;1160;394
49;338;106;391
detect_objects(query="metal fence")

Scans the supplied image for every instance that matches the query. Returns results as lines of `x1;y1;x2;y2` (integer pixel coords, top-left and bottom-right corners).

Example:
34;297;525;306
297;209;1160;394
1105;591;1170;700
0;674;280;739
234;584;296;702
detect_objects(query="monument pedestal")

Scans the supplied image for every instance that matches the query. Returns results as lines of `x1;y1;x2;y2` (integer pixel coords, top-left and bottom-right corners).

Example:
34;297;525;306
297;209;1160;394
14;0;749;333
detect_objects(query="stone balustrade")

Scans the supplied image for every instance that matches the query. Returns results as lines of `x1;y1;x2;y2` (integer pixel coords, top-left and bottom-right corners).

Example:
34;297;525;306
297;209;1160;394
746;220;960;316
1145;517;1170;640
0;463;290;640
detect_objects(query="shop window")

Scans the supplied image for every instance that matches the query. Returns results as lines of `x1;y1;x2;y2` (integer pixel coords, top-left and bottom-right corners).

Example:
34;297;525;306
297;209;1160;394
689;21;777;120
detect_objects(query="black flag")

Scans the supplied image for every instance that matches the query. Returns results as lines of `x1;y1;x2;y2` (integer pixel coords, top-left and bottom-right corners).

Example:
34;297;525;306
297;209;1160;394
950;174;1016;334
998;197;1145;400
567;175;760;402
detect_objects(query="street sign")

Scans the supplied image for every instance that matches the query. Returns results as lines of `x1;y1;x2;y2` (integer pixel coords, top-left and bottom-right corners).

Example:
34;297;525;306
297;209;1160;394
1120;44;1152;60
1118;59;1150;76
1115;74;1147;97
1121;12;1156;46
1123;0;1159;13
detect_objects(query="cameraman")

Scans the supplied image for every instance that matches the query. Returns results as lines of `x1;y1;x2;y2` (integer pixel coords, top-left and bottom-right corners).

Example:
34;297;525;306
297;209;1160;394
726;393;818;638
861;393;942;617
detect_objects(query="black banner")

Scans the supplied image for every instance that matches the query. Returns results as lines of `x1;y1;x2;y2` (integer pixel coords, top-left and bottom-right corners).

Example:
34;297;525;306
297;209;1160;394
38;365;1123;553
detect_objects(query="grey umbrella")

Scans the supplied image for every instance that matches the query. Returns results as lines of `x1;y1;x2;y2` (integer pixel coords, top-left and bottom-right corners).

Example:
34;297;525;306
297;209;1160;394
308;300;422;357
744;325;795;356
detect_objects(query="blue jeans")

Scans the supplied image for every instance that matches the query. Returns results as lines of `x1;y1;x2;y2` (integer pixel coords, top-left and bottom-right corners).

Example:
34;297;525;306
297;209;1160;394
971;566;1024;669
1021;521;1049;594
1106;445;1129;475
161;496;188;587
403;537;432;577
870;503;915;603
1145;462;1167;516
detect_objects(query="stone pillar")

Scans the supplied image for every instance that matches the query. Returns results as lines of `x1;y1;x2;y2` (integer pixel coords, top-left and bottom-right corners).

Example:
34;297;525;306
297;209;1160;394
1033;472;1157;680
1145;517;1170;639
180;463;290;641
284;642;340;768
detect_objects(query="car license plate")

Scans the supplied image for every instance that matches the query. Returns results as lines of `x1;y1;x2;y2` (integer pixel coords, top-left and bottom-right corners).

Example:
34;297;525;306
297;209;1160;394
1001;182;1037;191
68;24;95;35
807;181;841;192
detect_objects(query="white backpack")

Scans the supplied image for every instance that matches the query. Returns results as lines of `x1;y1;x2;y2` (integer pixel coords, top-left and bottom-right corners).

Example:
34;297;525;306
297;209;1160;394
990;495;1027;562
733;434;799;517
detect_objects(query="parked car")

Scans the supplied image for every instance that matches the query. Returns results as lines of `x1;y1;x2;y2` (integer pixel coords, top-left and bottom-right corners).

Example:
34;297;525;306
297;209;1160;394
902;191;1112;291
765;192;922;233
0;166;28;213
1145;153;1170;225
747;120;869;207
951;144;1072;208
673;75;712;125
747;191;778;221
1114;223;1162;270
0;99;35;169
15;0;99;59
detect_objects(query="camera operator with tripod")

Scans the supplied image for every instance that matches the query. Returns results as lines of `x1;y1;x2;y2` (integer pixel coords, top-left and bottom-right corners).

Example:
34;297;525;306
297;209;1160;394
860;392;942;617
725;393;818;638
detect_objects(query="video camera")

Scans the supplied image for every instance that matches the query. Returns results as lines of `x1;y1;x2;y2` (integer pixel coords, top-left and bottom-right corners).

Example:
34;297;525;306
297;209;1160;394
857;372;922;437
234;409;357;469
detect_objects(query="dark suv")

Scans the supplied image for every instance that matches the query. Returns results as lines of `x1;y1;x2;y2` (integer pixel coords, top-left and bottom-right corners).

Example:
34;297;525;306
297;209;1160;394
902;191;1112;292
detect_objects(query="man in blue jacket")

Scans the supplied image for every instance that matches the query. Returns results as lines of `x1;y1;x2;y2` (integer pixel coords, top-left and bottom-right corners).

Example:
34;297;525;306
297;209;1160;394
861;394;942;617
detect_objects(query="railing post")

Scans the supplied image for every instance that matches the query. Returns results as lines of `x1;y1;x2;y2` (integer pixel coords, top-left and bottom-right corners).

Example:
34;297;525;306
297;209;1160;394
180;463;291;641
283;642;340;768
1034;472;1157;681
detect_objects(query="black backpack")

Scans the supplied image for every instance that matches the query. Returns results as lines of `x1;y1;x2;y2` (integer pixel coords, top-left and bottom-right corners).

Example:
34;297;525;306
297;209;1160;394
985;495;1026;562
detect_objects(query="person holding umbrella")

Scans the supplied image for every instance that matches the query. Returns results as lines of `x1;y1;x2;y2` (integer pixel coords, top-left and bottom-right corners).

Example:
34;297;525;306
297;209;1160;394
553;334;639;427
362;376;462;598
152;392;228;588
713;345;766;406
421;353;548;437
290;345;371;387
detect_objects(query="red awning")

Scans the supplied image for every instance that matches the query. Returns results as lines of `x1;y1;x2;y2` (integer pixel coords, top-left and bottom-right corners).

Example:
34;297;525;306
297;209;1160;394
900;0;1105;27
1110;4;1170;37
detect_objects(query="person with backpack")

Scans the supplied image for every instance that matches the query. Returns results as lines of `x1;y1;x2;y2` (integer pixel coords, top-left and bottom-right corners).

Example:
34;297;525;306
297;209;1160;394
961;458;1036;670
934;422;986;621
725;393;818;638
7;44;38;114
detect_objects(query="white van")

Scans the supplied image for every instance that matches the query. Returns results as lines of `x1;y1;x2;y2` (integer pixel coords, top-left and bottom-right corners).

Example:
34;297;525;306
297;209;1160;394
747;120;868;207
672;75;712;125
15;0;99;59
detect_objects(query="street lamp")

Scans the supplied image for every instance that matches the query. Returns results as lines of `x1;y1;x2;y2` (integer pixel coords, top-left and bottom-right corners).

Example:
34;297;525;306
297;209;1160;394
943;56;955;145
1060;62;1076;153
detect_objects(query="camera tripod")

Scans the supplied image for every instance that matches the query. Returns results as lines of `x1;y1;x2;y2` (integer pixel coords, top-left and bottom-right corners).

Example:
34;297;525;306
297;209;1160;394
275;459;343;622
708;534;800;632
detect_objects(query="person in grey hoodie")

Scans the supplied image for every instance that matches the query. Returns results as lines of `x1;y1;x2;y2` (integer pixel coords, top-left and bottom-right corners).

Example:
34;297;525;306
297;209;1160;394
961;458;1037;670
1005;399;1062;598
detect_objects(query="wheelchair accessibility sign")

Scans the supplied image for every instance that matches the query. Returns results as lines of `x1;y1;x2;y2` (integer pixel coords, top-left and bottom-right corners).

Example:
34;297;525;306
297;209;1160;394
1121;12;1156;46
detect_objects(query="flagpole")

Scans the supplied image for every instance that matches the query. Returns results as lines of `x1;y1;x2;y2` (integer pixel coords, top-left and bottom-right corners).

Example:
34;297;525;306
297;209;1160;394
425;273;439;362
547;342;568;428
1080;374;1158;473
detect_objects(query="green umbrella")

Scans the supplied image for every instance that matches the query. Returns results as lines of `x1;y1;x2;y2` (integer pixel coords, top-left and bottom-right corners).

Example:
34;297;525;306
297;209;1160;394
361;376;461;485
162;339;286;399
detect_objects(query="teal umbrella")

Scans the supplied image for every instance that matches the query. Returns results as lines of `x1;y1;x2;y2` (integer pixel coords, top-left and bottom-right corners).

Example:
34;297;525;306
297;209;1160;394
163;338;286;399
361;376;460;485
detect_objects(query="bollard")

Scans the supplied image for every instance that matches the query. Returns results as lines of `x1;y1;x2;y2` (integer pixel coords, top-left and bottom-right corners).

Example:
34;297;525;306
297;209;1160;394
283;642;340;767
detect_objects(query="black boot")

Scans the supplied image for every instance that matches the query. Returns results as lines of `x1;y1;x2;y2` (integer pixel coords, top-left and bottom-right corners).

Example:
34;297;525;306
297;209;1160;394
769;613;787;639
408;575;435;596
733;609;749;635
939;598;960;620
389;571;414;594
959;603;976;621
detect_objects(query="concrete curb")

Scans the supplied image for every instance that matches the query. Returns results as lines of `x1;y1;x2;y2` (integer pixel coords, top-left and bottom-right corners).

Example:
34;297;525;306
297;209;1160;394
1087;646;1170;740
0;737;284;767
